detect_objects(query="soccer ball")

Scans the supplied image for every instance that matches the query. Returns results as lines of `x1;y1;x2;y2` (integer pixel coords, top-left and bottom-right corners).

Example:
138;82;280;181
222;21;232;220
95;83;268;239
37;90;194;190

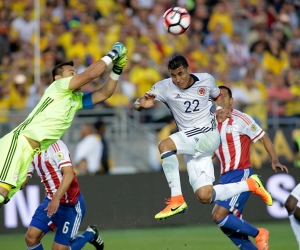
162;7;191;35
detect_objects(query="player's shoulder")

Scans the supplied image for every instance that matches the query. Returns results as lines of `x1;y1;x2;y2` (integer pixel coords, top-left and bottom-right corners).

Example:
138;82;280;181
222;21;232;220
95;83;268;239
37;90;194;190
191;72;214;83
231;109;254;126
50;140;68;153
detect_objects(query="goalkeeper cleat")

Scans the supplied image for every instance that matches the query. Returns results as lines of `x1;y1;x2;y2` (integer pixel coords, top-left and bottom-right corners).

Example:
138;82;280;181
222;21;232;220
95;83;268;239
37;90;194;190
111;42;128;61
246;174;273;206
255;228;269;250
86;225;104;250
155;195;188;220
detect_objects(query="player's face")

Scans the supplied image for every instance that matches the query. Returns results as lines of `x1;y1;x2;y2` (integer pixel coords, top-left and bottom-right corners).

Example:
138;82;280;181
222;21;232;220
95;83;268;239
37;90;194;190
61;65;77;78
220;89;234;108
169;66;192;89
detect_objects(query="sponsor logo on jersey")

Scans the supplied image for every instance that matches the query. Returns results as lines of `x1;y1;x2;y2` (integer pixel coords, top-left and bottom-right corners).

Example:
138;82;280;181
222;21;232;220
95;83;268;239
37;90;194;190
198;87;206;96
226;125;232;133
175;94;182;99
56;151;65;162
251;124;257;132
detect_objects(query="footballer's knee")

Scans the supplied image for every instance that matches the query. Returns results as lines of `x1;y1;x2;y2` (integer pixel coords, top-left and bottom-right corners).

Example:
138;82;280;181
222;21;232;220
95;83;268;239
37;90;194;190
211;205;229;223
0;183;11;204
25;232;39;246
25;227;44;247
195;187;212;204
284;195;298;213
158;138;176;154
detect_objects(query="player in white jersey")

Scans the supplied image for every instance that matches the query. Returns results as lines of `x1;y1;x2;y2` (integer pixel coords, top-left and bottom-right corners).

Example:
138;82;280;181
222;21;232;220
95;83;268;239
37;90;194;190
22;140;104;250
134;55;273;220
285;184;300;249
213;86;288;250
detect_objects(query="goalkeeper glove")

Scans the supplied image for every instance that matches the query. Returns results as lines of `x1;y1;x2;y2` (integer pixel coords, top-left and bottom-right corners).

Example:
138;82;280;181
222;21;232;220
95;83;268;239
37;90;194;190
106;42;128;62
112;55;128;75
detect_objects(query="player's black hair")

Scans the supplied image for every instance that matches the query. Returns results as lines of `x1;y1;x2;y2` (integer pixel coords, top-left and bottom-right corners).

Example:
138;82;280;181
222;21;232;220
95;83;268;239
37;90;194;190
168;55;189;70
52;61;74;81
94;120;105;130
219;85;232;98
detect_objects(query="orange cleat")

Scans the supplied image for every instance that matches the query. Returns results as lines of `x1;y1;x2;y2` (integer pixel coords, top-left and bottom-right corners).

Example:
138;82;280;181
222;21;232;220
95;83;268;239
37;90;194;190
246;174;273;206
255;228;269;250
154;195;188;220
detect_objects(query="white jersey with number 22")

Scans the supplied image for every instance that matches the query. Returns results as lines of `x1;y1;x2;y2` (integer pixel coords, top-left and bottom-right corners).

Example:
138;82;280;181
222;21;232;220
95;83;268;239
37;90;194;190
148;73;220;130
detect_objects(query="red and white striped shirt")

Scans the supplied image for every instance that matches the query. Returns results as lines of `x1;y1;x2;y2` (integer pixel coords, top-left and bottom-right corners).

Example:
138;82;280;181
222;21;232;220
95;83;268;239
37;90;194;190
28;140;80;205
215;109;265;174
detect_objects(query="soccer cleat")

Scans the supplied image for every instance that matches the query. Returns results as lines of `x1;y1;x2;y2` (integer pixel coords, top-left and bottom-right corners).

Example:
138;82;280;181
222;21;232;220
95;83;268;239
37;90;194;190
154;195;188;220
86;225;104;250
246;174;273;206
255;228;269;250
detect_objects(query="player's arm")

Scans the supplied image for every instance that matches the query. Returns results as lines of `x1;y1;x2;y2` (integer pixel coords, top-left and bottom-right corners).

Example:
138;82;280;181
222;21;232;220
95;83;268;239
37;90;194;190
68;42;127;91
134;92;157;111
45;165;74;218
80;56;128;108
260;133;288;173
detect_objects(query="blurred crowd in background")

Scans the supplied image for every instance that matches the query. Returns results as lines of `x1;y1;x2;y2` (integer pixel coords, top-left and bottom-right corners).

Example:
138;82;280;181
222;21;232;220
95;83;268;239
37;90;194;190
0;0;300;130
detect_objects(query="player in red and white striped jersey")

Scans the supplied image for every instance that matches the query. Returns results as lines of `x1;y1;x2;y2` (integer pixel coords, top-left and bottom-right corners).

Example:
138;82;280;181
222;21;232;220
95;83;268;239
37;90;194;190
23;140;104;250
212;86;288;250
27;140;80;204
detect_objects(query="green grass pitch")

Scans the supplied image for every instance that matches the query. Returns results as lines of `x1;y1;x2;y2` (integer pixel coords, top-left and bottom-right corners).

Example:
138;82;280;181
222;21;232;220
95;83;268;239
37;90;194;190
1;221;297;249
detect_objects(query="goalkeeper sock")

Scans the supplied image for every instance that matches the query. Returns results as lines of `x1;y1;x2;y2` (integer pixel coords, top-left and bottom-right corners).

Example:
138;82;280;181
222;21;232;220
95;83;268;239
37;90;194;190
27;242;44;250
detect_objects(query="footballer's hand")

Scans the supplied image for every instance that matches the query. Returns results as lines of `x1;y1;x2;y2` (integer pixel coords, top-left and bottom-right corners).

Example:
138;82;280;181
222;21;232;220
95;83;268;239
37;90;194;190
45;197;60;218
216;108;231;121
140;93;156;108
107;42;128;61
271;161;288;173
112;55;128;75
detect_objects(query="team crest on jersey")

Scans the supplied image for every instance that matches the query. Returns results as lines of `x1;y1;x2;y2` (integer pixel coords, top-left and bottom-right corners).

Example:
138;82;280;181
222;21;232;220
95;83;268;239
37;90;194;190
251;124;257;132
56;151;65;162
226;125;232;133
198;87;206;96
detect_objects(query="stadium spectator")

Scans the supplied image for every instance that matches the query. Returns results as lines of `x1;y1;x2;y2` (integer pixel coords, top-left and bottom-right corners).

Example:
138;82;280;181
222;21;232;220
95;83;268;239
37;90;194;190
74;123;102;176
267;74;294;123
22;140;104;250
94;120;112;174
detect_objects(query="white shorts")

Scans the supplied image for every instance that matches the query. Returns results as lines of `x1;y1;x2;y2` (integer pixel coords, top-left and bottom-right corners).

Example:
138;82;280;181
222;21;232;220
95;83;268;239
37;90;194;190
186;155;215;192
169;127;220;192
291;183;300;201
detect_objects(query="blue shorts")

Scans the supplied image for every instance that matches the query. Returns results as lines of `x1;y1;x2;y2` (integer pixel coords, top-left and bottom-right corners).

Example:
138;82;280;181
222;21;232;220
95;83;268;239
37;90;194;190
216;168;253;217
30;193;86;246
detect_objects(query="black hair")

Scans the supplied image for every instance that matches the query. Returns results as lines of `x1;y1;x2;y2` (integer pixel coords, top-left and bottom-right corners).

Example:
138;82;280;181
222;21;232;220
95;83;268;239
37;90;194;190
168;55;189;70
219;85;232;98
52;61;74;81
94;120;105;130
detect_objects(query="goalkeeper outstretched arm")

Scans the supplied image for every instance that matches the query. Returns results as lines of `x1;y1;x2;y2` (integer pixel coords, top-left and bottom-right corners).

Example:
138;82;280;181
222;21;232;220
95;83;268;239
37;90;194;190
91;55;128;105
68;42;128;91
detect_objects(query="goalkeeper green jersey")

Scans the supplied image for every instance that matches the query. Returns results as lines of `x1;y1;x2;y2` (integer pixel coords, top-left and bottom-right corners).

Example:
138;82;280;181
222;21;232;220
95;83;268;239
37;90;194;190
12;77;83;151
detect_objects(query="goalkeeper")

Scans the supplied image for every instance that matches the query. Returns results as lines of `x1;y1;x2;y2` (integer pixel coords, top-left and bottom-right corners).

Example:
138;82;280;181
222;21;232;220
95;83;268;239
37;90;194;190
0;42;128;205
